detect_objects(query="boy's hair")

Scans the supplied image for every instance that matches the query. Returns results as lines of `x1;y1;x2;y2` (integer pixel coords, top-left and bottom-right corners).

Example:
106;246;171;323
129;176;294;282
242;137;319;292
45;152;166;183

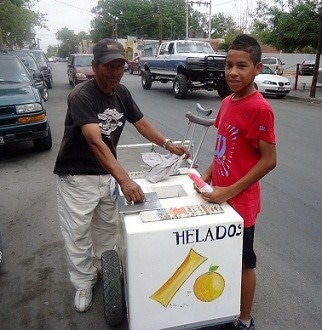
229;34;262;65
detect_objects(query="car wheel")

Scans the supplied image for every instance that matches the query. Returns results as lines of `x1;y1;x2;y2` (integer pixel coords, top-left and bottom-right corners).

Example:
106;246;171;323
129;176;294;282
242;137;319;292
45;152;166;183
102;250;125;326
217;81;232;98
41;85;49;102
141;71;153;89
0;232;3;267
46;75;53;89
33;125;52;151
173;74;188;99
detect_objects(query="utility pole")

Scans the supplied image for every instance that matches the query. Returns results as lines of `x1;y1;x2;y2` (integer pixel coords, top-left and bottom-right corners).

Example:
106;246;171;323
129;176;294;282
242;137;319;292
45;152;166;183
186;0;211;39
186;0;189;39
310;19;322;98
158;1;163;46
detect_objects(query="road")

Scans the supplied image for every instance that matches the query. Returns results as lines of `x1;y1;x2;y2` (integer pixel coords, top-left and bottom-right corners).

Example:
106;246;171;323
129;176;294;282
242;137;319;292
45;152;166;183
0;62;321;330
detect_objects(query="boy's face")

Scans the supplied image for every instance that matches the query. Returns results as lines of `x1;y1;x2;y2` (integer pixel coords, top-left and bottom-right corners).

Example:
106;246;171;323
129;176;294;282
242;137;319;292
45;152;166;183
225;49;262;99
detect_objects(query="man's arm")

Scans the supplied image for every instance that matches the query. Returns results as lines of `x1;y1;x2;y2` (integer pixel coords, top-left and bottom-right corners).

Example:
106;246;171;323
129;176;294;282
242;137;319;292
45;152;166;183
81;123;145;203
133;117;190;158
202;140;277;204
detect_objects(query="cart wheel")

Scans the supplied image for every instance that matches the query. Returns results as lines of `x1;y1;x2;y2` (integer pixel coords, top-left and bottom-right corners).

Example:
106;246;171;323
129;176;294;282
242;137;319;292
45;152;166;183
101;250;125;326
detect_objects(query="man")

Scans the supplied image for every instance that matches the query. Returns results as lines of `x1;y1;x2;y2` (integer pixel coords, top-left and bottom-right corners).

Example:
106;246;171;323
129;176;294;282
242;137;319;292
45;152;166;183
54;38;188;312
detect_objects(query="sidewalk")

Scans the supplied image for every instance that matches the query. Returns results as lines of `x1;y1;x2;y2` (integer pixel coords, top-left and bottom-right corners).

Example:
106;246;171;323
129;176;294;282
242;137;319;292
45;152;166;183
285;74;322;104
288;85;322;104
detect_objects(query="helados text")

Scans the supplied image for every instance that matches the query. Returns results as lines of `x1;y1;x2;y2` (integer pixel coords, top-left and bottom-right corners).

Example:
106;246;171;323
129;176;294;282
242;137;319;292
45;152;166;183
173;223;242;245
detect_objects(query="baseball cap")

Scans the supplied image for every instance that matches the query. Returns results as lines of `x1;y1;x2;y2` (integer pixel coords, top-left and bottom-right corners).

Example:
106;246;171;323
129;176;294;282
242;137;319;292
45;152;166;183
93;38;127;64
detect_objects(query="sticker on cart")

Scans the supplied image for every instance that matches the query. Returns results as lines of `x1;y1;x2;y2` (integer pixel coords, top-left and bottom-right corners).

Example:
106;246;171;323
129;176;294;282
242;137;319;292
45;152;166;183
150;248;207;307
150;249;226;308
193;264;225;302
140;203;224;222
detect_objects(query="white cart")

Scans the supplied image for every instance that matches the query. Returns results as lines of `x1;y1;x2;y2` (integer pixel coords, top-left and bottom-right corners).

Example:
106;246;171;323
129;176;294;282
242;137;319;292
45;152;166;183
101;105;243;329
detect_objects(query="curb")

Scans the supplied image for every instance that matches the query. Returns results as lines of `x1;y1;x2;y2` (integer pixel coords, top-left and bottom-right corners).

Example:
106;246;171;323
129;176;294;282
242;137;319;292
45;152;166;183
287;94;322;104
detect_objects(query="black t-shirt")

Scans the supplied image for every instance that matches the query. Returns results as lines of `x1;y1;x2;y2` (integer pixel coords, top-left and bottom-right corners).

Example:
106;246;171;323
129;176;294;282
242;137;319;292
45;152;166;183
54;79;143;175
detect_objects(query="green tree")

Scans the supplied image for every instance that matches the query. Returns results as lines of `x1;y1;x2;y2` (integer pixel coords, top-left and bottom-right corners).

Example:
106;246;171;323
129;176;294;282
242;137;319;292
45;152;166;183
56;28;78;57
0;0;45;49
47;44;58;57
55;28;90;57
90;0;200;41
252;0;322;52
210;12;237;39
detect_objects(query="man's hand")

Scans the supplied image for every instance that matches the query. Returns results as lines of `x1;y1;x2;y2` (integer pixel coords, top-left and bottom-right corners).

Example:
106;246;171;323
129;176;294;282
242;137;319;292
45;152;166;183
167;143;190;159
119;178;145;203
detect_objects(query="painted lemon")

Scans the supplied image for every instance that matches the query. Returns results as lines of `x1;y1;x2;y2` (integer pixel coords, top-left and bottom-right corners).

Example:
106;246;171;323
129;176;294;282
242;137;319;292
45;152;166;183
193;265;225;302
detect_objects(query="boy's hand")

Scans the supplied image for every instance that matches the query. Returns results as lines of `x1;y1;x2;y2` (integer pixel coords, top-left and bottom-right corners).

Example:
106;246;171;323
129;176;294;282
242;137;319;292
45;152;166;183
201;186;233;205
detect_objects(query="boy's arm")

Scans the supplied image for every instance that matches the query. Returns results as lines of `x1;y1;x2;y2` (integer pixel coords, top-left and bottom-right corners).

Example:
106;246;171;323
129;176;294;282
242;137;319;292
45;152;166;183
202;140;276;204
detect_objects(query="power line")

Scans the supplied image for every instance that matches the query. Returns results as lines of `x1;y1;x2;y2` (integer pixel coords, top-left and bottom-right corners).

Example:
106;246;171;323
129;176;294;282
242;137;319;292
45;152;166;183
52;0;96;14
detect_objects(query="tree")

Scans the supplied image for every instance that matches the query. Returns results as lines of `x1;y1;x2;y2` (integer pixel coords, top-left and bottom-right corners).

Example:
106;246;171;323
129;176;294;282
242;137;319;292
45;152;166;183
210;12;237;39
90;0;198;41
252;0;322;52
55;28;91;57
0;0;45;49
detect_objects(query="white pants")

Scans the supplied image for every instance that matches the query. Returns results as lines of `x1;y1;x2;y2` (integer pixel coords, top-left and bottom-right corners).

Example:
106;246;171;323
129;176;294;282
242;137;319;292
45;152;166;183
57;174;119;290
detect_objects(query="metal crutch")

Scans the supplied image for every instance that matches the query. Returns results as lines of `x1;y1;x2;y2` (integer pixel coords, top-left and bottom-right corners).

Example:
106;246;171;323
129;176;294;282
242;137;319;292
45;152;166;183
182;103;215;169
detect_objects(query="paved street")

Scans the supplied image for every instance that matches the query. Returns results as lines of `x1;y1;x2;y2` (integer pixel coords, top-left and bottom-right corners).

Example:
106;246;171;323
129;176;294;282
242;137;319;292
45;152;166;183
0;62;321;330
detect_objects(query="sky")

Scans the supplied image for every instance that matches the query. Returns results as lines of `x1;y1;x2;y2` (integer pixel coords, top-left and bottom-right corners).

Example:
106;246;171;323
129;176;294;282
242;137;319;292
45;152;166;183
33;0;260;51
33;0;99;51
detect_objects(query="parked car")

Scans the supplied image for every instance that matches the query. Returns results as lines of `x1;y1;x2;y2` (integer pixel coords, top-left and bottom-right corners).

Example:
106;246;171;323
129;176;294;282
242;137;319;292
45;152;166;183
261;56;284;75
254;65;291;98
67;53;94;86
14;53;48;101
299;60;315;75
128;56;141;75
0;53;52;150
9;49;53;89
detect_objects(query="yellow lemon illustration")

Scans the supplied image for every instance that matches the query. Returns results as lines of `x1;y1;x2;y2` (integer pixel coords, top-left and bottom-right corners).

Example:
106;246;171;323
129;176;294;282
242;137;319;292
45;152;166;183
193;265;225;302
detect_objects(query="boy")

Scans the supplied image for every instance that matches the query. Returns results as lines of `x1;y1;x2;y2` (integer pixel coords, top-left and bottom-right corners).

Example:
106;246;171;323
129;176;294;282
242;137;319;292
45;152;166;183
199;34;277;329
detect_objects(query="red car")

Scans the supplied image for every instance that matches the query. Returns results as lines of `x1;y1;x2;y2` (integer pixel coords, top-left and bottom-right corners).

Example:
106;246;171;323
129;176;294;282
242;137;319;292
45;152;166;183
67;53;94;86
128;56;141;75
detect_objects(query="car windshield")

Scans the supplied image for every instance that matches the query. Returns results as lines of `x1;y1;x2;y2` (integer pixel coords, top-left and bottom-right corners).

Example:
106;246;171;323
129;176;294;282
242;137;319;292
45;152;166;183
74;55;94;66
176;42;214;54
262;58;276;64
261;65;275;74
20;56;38;71
0;57;32;83
30;51;47;62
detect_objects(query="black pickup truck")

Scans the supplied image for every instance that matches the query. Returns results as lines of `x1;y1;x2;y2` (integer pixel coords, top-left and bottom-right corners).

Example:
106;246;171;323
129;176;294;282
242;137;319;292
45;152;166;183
140;40;231;99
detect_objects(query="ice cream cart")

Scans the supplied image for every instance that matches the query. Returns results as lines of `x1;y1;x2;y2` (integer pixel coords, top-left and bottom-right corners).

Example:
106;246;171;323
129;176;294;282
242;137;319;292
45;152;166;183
101;105;244;329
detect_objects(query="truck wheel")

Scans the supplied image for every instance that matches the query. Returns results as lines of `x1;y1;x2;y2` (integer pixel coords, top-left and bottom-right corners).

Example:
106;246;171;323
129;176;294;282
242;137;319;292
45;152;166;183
141;71;152;89
173;74;188;99
217;82;232;98
102;250;125;326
